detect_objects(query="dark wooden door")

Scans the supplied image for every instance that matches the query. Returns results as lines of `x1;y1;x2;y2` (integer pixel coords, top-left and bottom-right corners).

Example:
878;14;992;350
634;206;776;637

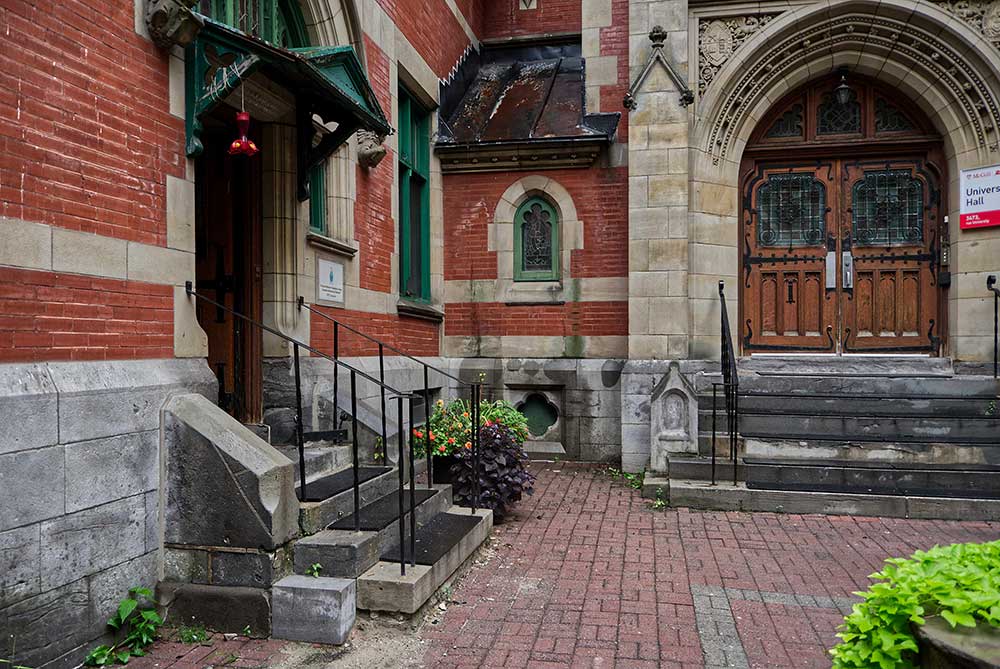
195;129;264;422
742;157;941;353
840;158;942;352
742;162;839;352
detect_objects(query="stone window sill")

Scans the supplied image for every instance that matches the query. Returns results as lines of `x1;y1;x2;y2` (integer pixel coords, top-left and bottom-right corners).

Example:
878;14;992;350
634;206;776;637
504;281;565;305
397;300;444;322
307;232;357;258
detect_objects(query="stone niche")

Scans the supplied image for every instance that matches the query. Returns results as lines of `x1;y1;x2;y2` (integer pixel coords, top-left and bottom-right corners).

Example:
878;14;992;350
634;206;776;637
510;388;563;457
649;362;698;472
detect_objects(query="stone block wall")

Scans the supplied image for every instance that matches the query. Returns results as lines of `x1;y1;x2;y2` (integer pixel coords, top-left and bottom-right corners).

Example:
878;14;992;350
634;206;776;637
0;359;215;669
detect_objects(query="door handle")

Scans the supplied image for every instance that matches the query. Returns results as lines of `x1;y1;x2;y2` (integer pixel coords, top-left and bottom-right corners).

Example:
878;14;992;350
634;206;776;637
825;251;837;290
842;251;854;290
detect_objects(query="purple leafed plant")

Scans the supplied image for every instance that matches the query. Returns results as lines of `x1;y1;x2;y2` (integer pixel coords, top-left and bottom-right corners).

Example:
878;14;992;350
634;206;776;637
449;422;535;522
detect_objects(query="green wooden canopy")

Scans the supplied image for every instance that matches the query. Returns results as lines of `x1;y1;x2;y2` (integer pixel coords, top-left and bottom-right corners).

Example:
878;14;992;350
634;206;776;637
185;16;392;197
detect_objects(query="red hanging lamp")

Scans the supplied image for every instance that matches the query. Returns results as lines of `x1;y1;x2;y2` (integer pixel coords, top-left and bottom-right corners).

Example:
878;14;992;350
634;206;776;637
228;72;259;157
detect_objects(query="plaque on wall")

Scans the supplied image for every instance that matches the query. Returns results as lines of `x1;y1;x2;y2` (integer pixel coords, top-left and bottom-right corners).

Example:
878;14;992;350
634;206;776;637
316;256;345;307
960;165;1000;230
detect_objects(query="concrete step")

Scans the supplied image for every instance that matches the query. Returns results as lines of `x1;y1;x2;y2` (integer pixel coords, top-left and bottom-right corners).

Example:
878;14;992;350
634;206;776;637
695;393;999;417
358;506;492;614
642;476;1000;521
744;458;1000;498
272;575;355;645
298;459;427;535
667;455;744;482
736;355;955;377
294;484;453;577
276;444;352;484
743;437;999;467
739;413;1000;443
727;375;997;396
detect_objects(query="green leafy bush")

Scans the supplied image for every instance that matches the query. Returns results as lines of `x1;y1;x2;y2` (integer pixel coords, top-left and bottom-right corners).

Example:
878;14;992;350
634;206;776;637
85;586;162;666
416;398;529;457
831;540;1000;669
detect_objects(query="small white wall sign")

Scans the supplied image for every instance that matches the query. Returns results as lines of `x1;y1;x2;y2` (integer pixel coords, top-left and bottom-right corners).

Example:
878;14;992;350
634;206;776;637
316;256;345;306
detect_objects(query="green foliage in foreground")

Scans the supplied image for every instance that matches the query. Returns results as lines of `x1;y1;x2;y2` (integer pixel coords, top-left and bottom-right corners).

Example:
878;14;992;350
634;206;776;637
831;540;1000;669
85;587;162;666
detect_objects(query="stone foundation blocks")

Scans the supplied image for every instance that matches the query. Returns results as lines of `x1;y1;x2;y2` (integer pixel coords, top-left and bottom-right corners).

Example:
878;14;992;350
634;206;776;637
271;575;356;645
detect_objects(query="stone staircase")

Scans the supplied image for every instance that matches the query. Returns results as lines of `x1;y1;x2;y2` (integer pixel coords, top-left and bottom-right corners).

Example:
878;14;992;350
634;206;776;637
645;357;1000;519
159;394;492;649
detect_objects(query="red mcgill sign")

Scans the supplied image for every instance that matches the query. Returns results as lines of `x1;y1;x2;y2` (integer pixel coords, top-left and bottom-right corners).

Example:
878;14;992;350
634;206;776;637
960;165;1000;230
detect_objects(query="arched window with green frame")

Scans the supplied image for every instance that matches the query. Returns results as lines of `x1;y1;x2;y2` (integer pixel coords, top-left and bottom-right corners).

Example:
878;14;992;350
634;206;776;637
514;197;560;281
197;0;309;47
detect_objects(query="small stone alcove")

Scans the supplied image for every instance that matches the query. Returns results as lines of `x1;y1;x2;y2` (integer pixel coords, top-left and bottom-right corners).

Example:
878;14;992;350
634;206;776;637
649;362;698;472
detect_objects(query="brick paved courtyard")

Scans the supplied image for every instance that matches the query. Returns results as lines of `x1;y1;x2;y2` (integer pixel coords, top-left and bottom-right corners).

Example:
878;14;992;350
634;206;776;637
138;463;998;668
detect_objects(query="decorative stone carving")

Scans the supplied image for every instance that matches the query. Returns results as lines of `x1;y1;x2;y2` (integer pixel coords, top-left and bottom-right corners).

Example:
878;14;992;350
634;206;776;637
356;130;387;168
649;362;698;473
698;15;778;95
145;0;203;49
705;13;1000;164
935;0;1000;46
624;25;694;110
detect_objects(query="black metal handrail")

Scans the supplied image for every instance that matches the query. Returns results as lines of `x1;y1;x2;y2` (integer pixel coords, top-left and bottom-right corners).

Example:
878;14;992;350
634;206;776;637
989;275;999;378
185;283;427;575
712;280;740;486
298;297;481;498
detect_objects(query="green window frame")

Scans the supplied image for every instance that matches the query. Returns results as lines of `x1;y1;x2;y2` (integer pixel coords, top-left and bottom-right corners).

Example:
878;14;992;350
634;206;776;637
197;0;308;47
514;197;560;281
308;163;326;234
398;87;431;302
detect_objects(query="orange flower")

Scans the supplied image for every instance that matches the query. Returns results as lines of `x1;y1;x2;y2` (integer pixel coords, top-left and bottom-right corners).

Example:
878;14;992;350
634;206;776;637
438;445;447;453
429;431;435;440
447;437;456;445
464;442;472;449
462;412;470;418
413;430;423;439
484;419;492;427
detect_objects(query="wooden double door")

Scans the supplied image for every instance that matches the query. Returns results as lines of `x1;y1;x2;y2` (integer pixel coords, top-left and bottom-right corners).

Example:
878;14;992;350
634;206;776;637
741;156;944;354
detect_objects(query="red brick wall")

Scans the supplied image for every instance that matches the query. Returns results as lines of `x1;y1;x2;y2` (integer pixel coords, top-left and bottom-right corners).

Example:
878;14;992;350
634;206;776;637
310;306;440;358
374;0;472;78
355;36;395;294
480;0;581;40
0;268;174;362
444;301;627;337
442;168;628;283
0;0;183;246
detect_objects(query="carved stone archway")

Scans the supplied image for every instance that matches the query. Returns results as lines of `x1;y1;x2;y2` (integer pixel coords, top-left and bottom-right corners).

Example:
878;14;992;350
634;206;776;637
685;0;1000;361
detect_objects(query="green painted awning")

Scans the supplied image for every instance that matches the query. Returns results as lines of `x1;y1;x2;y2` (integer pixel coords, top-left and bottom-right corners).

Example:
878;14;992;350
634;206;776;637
185;16;392;178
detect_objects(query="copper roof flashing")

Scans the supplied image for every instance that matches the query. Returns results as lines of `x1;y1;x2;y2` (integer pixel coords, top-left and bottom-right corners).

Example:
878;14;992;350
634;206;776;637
436;42;619;173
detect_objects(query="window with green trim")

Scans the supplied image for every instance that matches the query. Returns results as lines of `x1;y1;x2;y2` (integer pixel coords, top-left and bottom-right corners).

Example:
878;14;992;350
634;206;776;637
308;164;326;233
398;87;431;302
514;197;560;281
197;0;307;47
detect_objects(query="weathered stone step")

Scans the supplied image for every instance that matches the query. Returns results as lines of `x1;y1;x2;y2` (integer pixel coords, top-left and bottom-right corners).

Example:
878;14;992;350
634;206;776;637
275;444;352;484
739;413;1000;443
666;455;744;482
298;459;427;535
743;437;1000;467
695;394;998;418
736;355;955;377
272;575;355;645
643;477;1000;521
358;506;492;614
717;375;998;397
744;458;1000;499
294;484;453;576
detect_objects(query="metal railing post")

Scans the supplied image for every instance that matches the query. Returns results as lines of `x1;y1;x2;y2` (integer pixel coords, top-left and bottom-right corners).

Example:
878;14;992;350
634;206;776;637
333;323;340;430
472;383;480;515
396;395;406;576
711;383;718;486
989;276;999;378
293;343;307;501
424;365;432;488
350;371;360;533
407;398;416;567
379;343;388;462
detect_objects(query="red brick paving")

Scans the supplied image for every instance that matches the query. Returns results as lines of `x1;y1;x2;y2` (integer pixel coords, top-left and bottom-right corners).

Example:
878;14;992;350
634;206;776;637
138;463;997;668
419;463;997;668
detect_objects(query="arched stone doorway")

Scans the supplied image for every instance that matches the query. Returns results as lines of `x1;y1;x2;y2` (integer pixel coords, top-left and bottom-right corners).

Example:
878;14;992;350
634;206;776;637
687;0;1000;362
739;74;946;354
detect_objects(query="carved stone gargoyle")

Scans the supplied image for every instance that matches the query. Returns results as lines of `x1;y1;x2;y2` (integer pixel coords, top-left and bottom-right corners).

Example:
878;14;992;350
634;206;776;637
649;361;698;473
146;0;204;50
357;129;388;168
